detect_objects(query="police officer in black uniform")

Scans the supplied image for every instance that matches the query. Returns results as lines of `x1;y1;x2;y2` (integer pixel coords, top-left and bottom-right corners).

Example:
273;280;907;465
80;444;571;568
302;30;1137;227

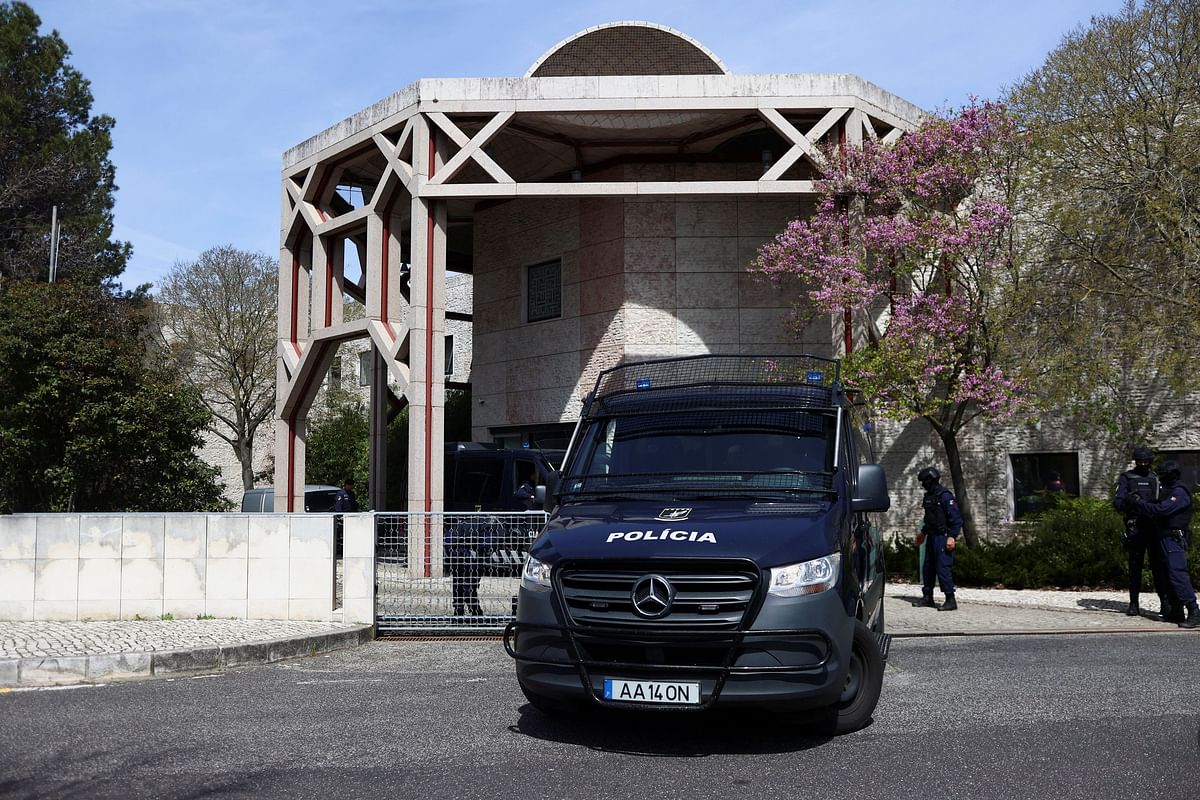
1130;460;1198;629
912;466;963;611
1113;447;1175;619
514;469;538;511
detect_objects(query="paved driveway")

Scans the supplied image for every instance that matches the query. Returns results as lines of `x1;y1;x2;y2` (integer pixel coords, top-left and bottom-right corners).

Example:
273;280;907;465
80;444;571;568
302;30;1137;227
2;631;1197;799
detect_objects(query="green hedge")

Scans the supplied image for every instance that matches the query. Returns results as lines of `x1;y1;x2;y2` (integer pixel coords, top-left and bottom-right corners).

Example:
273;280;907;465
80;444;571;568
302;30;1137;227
883;495;1200;590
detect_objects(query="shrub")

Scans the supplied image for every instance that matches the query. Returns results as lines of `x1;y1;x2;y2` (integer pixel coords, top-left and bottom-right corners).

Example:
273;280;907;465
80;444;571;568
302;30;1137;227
882;495;1200;590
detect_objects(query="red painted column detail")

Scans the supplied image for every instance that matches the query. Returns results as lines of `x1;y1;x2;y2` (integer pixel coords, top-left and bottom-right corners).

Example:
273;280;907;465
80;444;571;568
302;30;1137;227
423;134;436;575
380;193;397;341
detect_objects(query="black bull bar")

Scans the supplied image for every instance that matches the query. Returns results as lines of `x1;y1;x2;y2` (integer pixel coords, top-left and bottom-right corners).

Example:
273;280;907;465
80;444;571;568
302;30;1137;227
504;619;835;711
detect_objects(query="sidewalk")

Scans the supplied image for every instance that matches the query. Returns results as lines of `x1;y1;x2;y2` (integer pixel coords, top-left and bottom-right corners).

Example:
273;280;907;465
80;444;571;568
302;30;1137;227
885;583;1182;635
2;586;1190;688
0;619;372;688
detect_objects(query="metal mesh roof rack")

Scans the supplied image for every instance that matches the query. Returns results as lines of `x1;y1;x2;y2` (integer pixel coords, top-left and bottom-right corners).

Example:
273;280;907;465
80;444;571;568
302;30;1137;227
586;354;840;417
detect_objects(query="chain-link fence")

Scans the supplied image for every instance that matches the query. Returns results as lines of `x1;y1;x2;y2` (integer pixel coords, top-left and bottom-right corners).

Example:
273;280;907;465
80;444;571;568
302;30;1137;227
375;511;548;633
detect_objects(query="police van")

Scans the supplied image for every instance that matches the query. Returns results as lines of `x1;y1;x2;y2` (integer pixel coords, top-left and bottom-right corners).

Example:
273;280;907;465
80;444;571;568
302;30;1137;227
504;354;890;734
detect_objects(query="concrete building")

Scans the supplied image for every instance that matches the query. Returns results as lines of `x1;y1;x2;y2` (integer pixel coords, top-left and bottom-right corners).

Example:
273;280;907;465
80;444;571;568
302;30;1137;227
276;21;1199;538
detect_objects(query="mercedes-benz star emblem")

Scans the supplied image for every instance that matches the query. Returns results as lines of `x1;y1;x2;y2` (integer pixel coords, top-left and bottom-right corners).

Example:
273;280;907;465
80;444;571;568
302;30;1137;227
631;574;675;618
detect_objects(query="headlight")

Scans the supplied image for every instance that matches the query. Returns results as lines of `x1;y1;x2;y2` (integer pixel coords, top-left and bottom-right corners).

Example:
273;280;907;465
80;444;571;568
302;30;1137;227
768;553;841;597
521;555;552;592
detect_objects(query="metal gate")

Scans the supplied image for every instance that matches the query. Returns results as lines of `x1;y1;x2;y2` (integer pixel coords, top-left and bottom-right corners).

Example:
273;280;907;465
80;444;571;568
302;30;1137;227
375;511;548;633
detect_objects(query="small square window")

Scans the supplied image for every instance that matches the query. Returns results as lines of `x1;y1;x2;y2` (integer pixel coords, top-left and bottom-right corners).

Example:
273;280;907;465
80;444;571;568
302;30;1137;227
1010;452;1079;520
526;259;561;323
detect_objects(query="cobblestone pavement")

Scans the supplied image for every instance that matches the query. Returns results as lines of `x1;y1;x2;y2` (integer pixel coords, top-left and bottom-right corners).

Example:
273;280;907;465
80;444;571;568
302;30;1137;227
2;585;1183;663
3;585;1192;688
885;583;1183;634
0;619;364;660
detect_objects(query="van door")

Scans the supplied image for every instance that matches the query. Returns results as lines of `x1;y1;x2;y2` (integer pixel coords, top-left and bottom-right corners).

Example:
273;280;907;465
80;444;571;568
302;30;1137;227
446;455;505;512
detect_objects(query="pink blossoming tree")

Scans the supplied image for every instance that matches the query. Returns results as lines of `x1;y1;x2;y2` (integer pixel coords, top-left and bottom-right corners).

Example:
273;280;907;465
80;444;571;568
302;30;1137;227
755;101;1037;545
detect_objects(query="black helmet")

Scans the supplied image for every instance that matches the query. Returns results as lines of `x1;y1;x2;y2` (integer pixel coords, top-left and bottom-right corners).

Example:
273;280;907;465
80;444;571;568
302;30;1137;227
917;467;940;489
1131;446;1154;462
1158;460;1181;485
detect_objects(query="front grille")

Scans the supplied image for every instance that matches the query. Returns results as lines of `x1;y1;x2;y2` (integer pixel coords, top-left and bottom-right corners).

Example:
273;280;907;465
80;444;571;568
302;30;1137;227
557;560;760;630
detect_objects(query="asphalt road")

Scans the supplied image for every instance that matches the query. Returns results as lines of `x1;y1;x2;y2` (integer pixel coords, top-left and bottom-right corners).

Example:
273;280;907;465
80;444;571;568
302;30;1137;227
2;633;1198;800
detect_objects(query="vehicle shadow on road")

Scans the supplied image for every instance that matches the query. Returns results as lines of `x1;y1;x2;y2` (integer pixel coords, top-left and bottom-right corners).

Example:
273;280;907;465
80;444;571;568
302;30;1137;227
509;705;841;755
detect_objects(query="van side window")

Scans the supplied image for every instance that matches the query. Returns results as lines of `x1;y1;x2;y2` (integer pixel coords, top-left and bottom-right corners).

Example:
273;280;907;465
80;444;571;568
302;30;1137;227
448;458;505;511
515;459;537;487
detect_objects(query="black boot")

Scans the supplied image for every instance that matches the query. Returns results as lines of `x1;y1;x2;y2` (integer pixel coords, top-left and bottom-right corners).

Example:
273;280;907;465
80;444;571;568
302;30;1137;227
1125;600;1140;617
911;594;936;608
938;595;958;611
1180;603;1199;630
1167;601;1185;623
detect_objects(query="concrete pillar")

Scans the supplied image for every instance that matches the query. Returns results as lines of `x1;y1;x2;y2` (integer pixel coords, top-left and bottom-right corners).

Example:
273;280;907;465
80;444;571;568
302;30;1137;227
275;238;312;513
407;115;447;577
368;347;388;512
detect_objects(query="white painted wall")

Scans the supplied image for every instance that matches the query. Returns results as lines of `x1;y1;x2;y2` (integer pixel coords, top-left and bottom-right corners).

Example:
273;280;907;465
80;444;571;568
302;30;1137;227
0;513;375;624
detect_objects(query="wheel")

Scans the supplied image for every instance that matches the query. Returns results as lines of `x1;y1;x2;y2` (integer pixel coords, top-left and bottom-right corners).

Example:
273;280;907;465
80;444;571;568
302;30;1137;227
821;619;884;735
518;678;583;717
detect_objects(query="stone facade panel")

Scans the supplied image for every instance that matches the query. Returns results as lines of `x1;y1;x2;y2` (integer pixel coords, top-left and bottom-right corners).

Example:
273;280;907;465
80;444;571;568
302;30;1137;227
580;275;624;315
625;273;676;309
624;307;679;347
624;237;676;272
676;237;737;272
676;200;738;237
677;272;737;309
624;200;675;238
677;307;740;346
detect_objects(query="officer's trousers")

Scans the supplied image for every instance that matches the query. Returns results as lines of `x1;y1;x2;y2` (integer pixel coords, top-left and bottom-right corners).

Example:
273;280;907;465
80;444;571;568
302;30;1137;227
1125;526;1172;604
1158;533;1197;607
921;534;955;596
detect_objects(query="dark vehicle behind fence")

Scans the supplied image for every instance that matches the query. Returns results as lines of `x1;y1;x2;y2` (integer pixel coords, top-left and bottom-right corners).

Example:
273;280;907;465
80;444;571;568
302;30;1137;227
240;485;340;513
505;354;890;734
444;443;561;512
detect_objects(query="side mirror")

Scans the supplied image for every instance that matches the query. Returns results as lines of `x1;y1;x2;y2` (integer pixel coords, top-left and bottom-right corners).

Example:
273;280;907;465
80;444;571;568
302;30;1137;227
852;464;890;513
542;471;560;513
534;485;546;504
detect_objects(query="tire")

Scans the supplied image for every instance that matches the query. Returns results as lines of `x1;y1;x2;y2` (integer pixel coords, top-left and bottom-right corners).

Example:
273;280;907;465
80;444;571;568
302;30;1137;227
518;678;583;717
821;619;884;735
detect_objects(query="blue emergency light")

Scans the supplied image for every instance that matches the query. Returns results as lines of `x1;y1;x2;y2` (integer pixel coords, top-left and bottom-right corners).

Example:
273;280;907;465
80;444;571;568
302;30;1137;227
636;378;652;390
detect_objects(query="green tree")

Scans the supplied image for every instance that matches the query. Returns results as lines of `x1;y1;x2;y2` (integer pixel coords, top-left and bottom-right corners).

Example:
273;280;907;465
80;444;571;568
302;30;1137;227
1006;0;1200;395
0;2;130;283
305;389;370;492
0;281;228;512
306;381;474;510
158;246;278;492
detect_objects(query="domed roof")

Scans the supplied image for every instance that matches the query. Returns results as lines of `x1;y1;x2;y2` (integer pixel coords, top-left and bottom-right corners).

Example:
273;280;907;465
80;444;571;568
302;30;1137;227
527;22;728;78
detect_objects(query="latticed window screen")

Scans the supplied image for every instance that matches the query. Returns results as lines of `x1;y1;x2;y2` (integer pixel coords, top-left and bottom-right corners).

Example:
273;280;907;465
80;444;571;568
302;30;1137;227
526;259;561;323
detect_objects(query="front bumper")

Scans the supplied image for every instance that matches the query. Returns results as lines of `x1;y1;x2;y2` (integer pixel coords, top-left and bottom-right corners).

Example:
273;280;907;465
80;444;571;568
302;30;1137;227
506;586;854;712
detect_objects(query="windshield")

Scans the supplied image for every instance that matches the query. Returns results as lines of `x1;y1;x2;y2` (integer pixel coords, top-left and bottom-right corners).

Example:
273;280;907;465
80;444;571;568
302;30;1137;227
562;408;836;500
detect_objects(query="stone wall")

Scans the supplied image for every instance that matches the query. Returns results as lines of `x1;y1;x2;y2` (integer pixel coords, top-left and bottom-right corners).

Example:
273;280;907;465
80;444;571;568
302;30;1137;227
469;163;832;441
874;388;1200;541
0;513;376;623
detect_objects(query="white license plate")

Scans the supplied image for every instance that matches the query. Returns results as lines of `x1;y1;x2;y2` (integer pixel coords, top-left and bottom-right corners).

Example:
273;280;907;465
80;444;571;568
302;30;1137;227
603;678;701;705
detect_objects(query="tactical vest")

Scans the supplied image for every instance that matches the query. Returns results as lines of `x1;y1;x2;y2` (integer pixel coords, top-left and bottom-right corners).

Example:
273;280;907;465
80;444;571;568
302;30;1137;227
1160;483;1193;531
1122;470;1159;504
923;490;948;535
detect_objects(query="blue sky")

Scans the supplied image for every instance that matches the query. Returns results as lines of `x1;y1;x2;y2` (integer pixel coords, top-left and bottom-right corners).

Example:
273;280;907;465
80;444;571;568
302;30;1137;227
30;0;1124;292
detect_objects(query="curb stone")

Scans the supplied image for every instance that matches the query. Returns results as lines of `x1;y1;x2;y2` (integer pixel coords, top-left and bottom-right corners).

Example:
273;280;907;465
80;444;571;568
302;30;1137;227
0;624;374;688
